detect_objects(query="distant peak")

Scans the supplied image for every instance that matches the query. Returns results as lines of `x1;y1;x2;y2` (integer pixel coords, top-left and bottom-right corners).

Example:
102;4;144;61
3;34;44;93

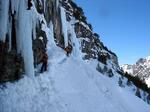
146;56;150;61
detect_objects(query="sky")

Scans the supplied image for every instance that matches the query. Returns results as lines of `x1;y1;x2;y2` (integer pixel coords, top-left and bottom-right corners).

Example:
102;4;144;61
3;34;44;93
74;0;150;65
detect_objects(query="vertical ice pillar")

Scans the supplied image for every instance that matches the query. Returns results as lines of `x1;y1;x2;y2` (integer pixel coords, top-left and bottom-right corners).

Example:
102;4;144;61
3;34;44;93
56;0;59;8
68;22;82;59
60;7;68;48
17;0;34;78
0;0;9;42
49;21;56;45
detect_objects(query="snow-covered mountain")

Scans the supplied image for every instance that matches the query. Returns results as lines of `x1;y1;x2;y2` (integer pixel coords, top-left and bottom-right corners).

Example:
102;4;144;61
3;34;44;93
121;64;133;74
121;56;150;87
0;0;150;112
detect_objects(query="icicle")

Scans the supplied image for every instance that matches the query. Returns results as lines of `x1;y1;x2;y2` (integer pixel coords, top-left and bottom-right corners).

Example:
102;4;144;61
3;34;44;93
16;0;34;78
0;0;9;42
10;0;15;14
56;0;59;8
60;7;68;48
10;0;20;18
8;21;12;52
32;21;36;40
68;21;82;59
49;21;55;45
43;0;46;13
32;10;38;40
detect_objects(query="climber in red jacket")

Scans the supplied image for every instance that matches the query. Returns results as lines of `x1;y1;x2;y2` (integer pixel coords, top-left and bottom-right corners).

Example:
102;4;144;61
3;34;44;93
64;44;72;56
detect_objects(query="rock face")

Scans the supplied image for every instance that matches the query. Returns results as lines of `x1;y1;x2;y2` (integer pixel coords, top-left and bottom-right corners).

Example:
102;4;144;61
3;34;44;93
121;56;150;86
0;37;24;83
133;57;150;83
0;0;119;83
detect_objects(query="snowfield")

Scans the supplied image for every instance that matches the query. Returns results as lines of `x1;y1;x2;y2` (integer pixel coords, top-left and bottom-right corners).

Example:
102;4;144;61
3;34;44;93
0;45;150;112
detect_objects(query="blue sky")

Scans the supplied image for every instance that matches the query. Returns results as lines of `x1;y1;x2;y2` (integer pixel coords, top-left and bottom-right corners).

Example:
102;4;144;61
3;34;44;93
74;0;150;65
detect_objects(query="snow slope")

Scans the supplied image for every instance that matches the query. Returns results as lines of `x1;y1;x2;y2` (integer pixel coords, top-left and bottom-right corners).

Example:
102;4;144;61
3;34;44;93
0;45;150;112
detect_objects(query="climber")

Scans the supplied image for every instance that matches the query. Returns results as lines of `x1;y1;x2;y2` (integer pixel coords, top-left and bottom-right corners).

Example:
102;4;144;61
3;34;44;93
38;36;47;54
40;52;48;73
64;44;72;56
27;0;32;10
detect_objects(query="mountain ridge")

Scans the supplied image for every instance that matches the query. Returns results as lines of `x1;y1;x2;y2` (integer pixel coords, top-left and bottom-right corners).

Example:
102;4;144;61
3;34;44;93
121;56;150;87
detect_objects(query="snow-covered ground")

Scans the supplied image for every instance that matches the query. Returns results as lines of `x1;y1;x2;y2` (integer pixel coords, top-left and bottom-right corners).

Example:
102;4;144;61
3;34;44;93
0;44;150;112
